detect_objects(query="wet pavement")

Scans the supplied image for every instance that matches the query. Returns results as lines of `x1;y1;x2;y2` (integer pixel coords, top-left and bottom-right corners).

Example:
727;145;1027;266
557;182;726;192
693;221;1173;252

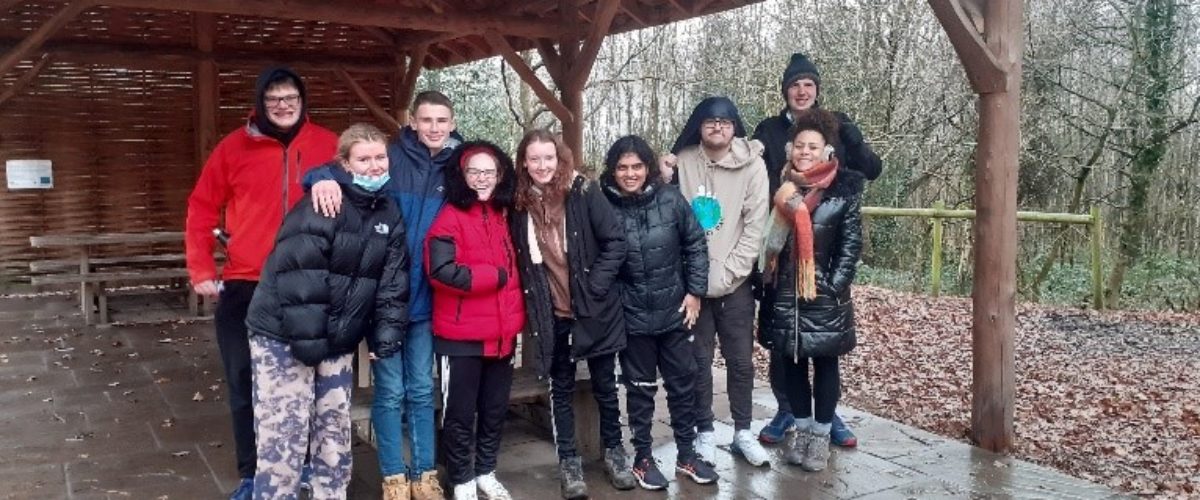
0;293;1125;499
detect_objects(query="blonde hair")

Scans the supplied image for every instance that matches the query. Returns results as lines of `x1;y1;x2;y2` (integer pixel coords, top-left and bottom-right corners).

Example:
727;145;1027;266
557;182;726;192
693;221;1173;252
336;123;389;162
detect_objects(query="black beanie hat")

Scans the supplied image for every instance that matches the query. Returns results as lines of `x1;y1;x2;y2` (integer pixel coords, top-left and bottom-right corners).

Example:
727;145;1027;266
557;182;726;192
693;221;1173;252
780;53;820;98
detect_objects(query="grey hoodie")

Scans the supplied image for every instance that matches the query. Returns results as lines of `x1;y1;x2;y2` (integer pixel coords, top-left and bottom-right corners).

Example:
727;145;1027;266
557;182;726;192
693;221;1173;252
675;137;769;298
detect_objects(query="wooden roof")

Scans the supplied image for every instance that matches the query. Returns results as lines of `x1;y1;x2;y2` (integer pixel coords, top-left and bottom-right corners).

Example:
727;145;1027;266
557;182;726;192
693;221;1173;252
0;0;762;73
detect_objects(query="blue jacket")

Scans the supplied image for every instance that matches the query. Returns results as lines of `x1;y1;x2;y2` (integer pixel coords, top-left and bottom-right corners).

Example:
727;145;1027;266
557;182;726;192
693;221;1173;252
304;126;462;322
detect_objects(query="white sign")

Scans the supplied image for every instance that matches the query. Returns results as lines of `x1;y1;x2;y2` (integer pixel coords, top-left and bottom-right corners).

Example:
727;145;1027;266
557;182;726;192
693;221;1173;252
6;159;53;190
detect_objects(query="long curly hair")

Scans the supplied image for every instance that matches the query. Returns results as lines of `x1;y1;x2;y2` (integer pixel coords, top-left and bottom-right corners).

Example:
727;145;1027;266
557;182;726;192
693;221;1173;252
515;129;576;211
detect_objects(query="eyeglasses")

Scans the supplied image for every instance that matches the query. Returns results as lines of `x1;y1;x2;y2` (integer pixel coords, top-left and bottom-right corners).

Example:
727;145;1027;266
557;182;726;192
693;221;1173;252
264;94;301;107
466;168;498;179
703;118;734;130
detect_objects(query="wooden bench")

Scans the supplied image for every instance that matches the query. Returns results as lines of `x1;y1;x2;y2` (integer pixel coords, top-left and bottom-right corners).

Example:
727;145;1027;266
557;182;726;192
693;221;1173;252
28;232;204;325
29;268;195;325
29;253;186;272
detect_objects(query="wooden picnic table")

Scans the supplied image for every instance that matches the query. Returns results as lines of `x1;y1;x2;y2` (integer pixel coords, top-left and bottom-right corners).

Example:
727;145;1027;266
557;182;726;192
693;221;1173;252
29;231;189;324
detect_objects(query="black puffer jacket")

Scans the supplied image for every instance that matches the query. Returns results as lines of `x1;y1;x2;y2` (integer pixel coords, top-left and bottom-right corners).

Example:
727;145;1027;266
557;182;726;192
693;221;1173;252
511;175;627;378
753;109;882;196
246;165;409;366
601;178;707;336
758;169;864;360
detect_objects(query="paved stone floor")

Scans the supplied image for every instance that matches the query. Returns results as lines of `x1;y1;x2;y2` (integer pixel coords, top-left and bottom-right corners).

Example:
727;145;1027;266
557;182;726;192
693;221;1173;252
0;292;1125;499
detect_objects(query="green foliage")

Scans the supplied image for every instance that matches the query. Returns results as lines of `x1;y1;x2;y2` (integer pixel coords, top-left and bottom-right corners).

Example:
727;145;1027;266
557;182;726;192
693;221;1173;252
862;252;1200;311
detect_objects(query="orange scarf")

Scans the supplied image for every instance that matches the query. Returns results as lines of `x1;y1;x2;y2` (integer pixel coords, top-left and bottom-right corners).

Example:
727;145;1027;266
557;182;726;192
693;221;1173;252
771;158;837;300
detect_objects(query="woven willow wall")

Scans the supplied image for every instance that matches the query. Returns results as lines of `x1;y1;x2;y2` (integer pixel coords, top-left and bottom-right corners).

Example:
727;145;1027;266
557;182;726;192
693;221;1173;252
0;59;391;284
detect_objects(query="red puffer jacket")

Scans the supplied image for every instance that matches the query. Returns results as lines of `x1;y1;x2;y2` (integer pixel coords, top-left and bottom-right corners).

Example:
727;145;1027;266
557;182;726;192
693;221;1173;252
426;202;525;358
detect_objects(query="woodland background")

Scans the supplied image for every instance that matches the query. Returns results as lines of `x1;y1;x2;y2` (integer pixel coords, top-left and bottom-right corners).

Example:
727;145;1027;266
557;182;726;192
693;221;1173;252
422;0;1200;311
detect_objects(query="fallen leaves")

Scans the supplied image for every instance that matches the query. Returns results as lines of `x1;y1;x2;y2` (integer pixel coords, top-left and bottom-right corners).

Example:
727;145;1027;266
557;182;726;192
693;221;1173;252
824;286;1200;497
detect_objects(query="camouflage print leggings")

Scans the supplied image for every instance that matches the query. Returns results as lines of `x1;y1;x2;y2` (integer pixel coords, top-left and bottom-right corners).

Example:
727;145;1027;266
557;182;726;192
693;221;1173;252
250;335;354;500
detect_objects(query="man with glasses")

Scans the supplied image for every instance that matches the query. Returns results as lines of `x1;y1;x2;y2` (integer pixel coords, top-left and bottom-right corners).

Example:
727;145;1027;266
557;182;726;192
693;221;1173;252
186;66;337;500
660;96;771;467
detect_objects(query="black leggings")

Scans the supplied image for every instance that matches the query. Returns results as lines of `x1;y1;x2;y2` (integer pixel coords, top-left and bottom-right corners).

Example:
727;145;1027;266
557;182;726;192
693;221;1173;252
782;356;840;424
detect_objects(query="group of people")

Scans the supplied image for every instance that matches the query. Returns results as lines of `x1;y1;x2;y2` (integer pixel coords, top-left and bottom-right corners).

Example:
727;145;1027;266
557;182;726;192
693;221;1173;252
185;51;881;500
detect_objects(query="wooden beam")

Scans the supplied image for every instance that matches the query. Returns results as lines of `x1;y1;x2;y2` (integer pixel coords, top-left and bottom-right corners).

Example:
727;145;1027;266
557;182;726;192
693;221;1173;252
401;45;428;105
0;52;51;108
535;38;565;83
0;38;396;73
570;0;620;89
393;30;467;51
620;2;648;28
664;0;688;14
440;40;471;63
193;13;219;172
485;32;572;125
362;26;398;48
929;0;1008;94
336;67;403;132
97;0;570;38
391;54;406;124
0;0;90;77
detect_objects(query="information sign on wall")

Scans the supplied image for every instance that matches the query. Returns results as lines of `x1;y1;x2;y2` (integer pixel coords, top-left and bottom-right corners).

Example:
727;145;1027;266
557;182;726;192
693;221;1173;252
6;159;53;189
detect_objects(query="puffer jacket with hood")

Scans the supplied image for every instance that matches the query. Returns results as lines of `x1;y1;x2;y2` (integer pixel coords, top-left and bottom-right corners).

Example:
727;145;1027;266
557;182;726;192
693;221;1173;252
670;96;770;298
425;141;525;358
758;169;864;360
186;66;338;285
601;174;707;336
246;164;409;366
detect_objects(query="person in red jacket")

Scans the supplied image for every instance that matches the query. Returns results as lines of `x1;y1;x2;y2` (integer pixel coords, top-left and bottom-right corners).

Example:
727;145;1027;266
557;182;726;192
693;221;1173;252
184;66;337;500
425;140;525;500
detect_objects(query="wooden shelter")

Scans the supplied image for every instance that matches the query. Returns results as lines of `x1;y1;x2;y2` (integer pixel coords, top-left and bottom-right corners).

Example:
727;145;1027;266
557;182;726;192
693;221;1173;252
0;0;759;280
1;0;1025;453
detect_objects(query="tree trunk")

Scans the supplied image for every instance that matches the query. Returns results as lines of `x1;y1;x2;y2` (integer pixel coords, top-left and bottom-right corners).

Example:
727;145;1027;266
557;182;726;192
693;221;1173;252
1104;0;1177;308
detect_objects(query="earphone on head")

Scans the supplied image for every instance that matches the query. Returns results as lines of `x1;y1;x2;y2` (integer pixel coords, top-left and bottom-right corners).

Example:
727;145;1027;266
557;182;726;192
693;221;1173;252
822;144;835;161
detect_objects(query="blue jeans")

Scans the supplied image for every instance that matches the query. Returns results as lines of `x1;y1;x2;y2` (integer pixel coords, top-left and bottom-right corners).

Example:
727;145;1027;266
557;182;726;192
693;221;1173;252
371;319;436;479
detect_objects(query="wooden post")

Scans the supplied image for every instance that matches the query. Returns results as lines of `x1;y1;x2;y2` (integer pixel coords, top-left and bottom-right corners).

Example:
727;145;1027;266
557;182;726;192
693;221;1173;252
193;13;218;176
394;46;427;127
1090;205;1105;309
930;200;945;297
929;0;1023;452
0;0;89;77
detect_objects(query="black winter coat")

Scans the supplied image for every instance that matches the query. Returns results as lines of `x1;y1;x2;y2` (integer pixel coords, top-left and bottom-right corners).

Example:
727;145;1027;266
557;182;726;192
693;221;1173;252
246;167;409;366
753;109;882;196
511;175;627;378
601;178;707;336
758;169;864;361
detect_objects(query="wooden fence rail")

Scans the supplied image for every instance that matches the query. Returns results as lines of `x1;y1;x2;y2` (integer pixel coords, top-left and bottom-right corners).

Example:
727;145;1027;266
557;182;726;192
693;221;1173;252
862;204;1104;309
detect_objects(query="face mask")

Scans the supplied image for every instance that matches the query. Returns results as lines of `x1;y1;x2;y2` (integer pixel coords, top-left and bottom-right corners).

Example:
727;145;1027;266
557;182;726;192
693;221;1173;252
352;172;390;192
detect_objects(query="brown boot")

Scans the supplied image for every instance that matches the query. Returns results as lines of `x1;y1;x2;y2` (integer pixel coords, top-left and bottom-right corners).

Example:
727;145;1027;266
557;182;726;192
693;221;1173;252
410;470;446;500
382;474;410;500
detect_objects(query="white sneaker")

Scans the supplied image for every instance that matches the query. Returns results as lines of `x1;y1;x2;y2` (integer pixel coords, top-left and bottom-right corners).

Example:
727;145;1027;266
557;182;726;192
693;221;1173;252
731;429;771;467
695;431;716;465
453;479;478;500
475;472;512;500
